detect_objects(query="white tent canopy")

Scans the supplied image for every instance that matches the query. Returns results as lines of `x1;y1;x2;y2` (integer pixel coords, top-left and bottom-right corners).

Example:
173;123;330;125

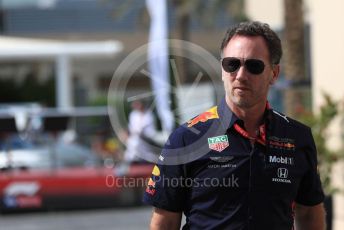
0;36;123;108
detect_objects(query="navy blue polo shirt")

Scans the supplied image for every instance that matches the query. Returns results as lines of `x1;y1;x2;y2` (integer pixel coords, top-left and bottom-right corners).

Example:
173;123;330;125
143;98;324;230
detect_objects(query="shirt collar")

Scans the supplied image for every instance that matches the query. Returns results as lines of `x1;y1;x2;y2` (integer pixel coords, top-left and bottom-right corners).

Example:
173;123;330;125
216;97;271;145
216;97;239;130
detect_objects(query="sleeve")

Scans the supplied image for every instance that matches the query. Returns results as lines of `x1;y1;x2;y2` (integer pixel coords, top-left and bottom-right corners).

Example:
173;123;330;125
295;128;325;206
143;128;187;212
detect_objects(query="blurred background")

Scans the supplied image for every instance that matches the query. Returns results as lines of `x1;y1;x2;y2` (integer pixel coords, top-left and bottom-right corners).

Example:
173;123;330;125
0;0;343;229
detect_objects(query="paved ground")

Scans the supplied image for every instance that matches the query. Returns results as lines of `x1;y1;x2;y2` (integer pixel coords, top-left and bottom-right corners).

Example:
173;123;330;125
0;206;154;230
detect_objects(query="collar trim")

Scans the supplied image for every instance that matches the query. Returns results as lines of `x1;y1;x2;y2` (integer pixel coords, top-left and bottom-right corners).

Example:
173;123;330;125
217;98;270;145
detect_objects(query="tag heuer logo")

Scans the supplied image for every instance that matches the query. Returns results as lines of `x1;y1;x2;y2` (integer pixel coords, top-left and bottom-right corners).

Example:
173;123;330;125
208;135;229;152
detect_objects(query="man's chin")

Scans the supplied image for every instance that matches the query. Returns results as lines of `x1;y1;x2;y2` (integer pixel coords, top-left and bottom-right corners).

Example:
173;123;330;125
231;98;252;109
226;95;252;108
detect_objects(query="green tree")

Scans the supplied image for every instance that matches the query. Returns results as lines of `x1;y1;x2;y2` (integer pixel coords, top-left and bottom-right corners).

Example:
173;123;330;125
300;94;344;195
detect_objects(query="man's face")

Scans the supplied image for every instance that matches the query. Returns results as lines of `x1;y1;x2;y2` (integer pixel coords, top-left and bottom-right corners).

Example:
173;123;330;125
221;35;279;109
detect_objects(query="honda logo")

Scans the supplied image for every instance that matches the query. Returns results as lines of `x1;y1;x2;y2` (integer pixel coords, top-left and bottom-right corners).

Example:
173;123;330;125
277;168;288;179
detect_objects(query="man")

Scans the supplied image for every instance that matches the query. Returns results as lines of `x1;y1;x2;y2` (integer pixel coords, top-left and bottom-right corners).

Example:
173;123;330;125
116;100;157;175
143;21;325;230
124;100;156;162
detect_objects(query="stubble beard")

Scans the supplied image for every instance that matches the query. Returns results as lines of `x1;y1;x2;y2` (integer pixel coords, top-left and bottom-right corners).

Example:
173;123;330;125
227;90;253;109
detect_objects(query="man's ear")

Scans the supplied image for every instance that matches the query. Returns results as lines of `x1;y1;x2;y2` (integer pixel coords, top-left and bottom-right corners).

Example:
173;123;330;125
270;64;280;85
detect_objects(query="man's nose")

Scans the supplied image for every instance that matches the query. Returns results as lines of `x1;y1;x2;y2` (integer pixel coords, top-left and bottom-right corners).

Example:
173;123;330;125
235;66;249;81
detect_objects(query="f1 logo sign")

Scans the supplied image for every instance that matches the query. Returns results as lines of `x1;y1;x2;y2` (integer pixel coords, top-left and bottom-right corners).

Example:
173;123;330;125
277;168;288;179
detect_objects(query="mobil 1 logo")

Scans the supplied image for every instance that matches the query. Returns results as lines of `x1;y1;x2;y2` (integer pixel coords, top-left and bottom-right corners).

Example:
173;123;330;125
268;155;294;165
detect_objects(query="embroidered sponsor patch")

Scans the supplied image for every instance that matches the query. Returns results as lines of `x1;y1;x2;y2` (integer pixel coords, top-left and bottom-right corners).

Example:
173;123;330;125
209;156;234;163
208;135;229;152
187;106;219;127
269;136;296;150
272;168;291;184
145;166;160;196
268;155;294;165
145;187;156;195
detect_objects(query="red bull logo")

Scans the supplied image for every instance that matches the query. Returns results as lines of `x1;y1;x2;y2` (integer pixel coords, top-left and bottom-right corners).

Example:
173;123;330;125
284;142;295;148
146;178;157;196
147;178;156;187
269;140;295;149
145;186;156;196
187;107;219;127
146;166;160;196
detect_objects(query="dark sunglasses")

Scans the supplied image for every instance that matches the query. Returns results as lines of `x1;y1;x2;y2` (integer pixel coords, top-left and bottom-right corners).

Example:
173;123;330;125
221;57;265;75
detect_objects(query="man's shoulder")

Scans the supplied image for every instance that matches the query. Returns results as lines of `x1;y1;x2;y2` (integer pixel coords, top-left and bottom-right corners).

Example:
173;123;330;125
167;106;219;144
185;106;219;128
178;106;219;134
270;109;311;133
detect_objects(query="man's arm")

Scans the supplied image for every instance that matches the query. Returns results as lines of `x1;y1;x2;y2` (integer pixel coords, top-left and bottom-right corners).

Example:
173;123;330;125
294;202;326;230
150;208;182;230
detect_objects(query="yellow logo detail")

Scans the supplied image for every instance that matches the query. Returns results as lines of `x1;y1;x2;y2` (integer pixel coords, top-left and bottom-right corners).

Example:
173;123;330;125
187;106;219;127
152;165;160;176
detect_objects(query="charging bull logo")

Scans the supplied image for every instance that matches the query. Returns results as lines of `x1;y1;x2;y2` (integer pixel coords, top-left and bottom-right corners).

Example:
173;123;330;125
187;107;219;127
146;165;160;196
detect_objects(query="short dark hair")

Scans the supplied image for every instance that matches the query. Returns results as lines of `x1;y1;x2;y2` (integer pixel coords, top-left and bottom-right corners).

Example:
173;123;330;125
220;21;282;64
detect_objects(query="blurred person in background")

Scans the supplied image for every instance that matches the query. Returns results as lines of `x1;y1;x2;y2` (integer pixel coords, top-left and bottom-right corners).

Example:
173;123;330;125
116;99;156;175
144;21;326;230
